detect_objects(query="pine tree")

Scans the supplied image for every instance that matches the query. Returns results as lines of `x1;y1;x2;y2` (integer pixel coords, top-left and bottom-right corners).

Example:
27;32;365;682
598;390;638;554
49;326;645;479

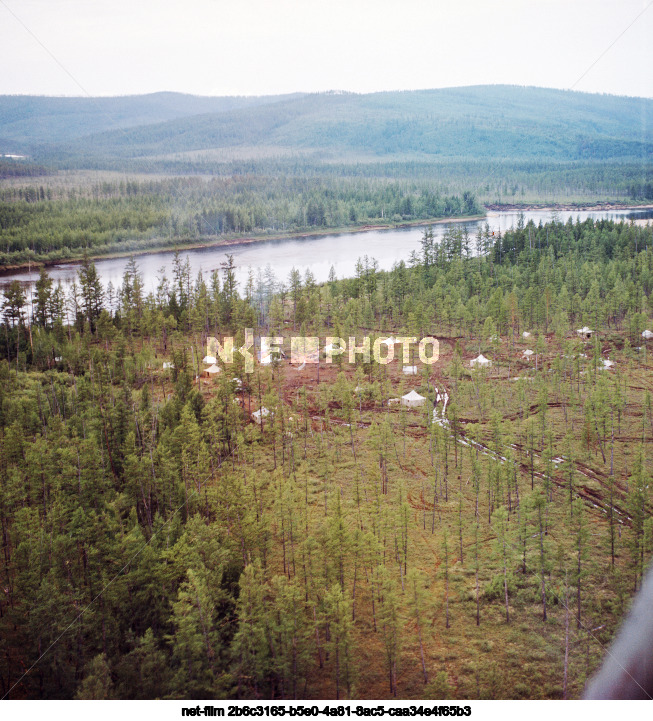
78;252;104;333
232;562;272;695
406;568;429;684
168;569;222;698
75;654;113;699
323;585;355;699
378;567;401;697
34;267;53;328
572;498;588;629
492;507;512;624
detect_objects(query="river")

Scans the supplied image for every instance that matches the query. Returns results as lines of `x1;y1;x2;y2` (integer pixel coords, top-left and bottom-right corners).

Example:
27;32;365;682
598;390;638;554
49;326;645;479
0;208;649;299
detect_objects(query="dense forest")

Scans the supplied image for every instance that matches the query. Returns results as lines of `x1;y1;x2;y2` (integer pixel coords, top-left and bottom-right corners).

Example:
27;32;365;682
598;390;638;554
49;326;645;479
1;216;652;699
2;162;652;267
0;175;481;265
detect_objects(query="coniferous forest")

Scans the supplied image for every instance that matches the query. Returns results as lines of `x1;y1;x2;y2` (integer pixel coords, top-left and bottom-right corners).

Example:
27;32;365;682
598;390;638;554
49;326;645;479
0;174;482;265
1;213;653;700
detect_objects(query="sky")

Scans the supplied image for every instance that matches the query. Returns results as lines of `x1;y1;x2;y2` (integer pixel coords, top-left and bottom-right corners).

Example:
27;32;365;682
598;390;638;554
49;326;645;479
1;0;652;99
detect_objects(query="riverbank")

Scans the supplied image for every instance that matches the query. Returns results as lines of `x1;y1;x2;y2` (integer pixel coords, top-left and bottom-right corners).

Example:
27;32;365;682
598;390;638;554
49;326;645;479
485;201;653;212
1;201;650;277
0;212;487;276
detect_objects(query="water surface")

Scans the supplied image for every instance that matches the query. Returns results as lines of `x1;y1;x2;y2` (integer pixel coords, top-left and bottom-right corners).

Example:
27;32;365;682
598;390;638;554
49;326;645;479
1;208;647;298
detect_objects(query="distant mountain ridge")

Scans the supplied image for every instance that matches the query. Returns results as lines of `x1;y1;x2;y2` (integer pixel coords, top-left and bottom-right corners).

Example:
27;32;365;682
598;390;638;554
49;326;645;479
0;85;651;165
0;91;307;149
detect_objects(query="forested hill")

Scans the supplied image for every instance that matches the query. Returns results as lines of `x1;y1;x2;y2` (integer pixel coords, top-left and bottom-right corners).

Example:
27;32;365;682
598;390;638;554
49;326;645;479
1;85;652;166
0;91;307;149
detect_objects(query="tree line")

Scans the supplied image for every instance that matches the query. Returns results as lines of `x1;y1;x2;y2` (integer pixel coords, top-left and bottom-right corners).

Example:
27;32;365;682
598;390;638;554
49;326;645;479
0;175;481;266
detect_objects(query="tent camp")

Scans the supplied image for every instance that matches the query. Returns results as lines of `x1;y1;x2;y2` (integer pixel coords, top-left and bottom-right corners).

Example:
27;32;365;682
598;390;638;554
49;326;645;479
523;349;534;358
403;365;418;375
203;355;217;364
401;390;425;408
642;330;653;340
577;327;593;339
202;364;221;377
252;407;271;424
601;359;615;369
470;354;491;367
162;362;174;370
522;331;531;339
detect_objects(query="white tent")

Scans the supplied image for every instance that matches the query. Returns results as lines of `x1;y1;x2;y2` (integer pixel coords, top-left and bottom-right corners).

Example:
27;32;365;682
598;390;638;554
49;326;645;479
202;355;216;364
522;349;534;358
401;390;425;408
402;365;418;375
522;331;531;339
203;364;221;377
576;326;593;338
601;359;615;369
324;343;343;353
470;354;491;367
162;361;174;369
642;330;653;340
252;407;271;424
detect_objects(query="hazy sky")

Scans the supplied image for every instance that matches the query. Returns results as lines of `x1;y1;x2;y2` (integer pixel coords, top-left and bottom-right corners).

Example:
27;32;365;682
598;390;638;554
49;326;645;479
1;0;652;98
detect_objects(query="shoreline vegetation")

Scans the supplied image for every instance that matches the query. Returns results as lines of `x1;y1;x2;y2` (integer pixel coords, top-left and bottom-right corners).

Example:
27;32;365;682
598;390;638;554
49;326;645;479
0;213;483;275
1;202;651;276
